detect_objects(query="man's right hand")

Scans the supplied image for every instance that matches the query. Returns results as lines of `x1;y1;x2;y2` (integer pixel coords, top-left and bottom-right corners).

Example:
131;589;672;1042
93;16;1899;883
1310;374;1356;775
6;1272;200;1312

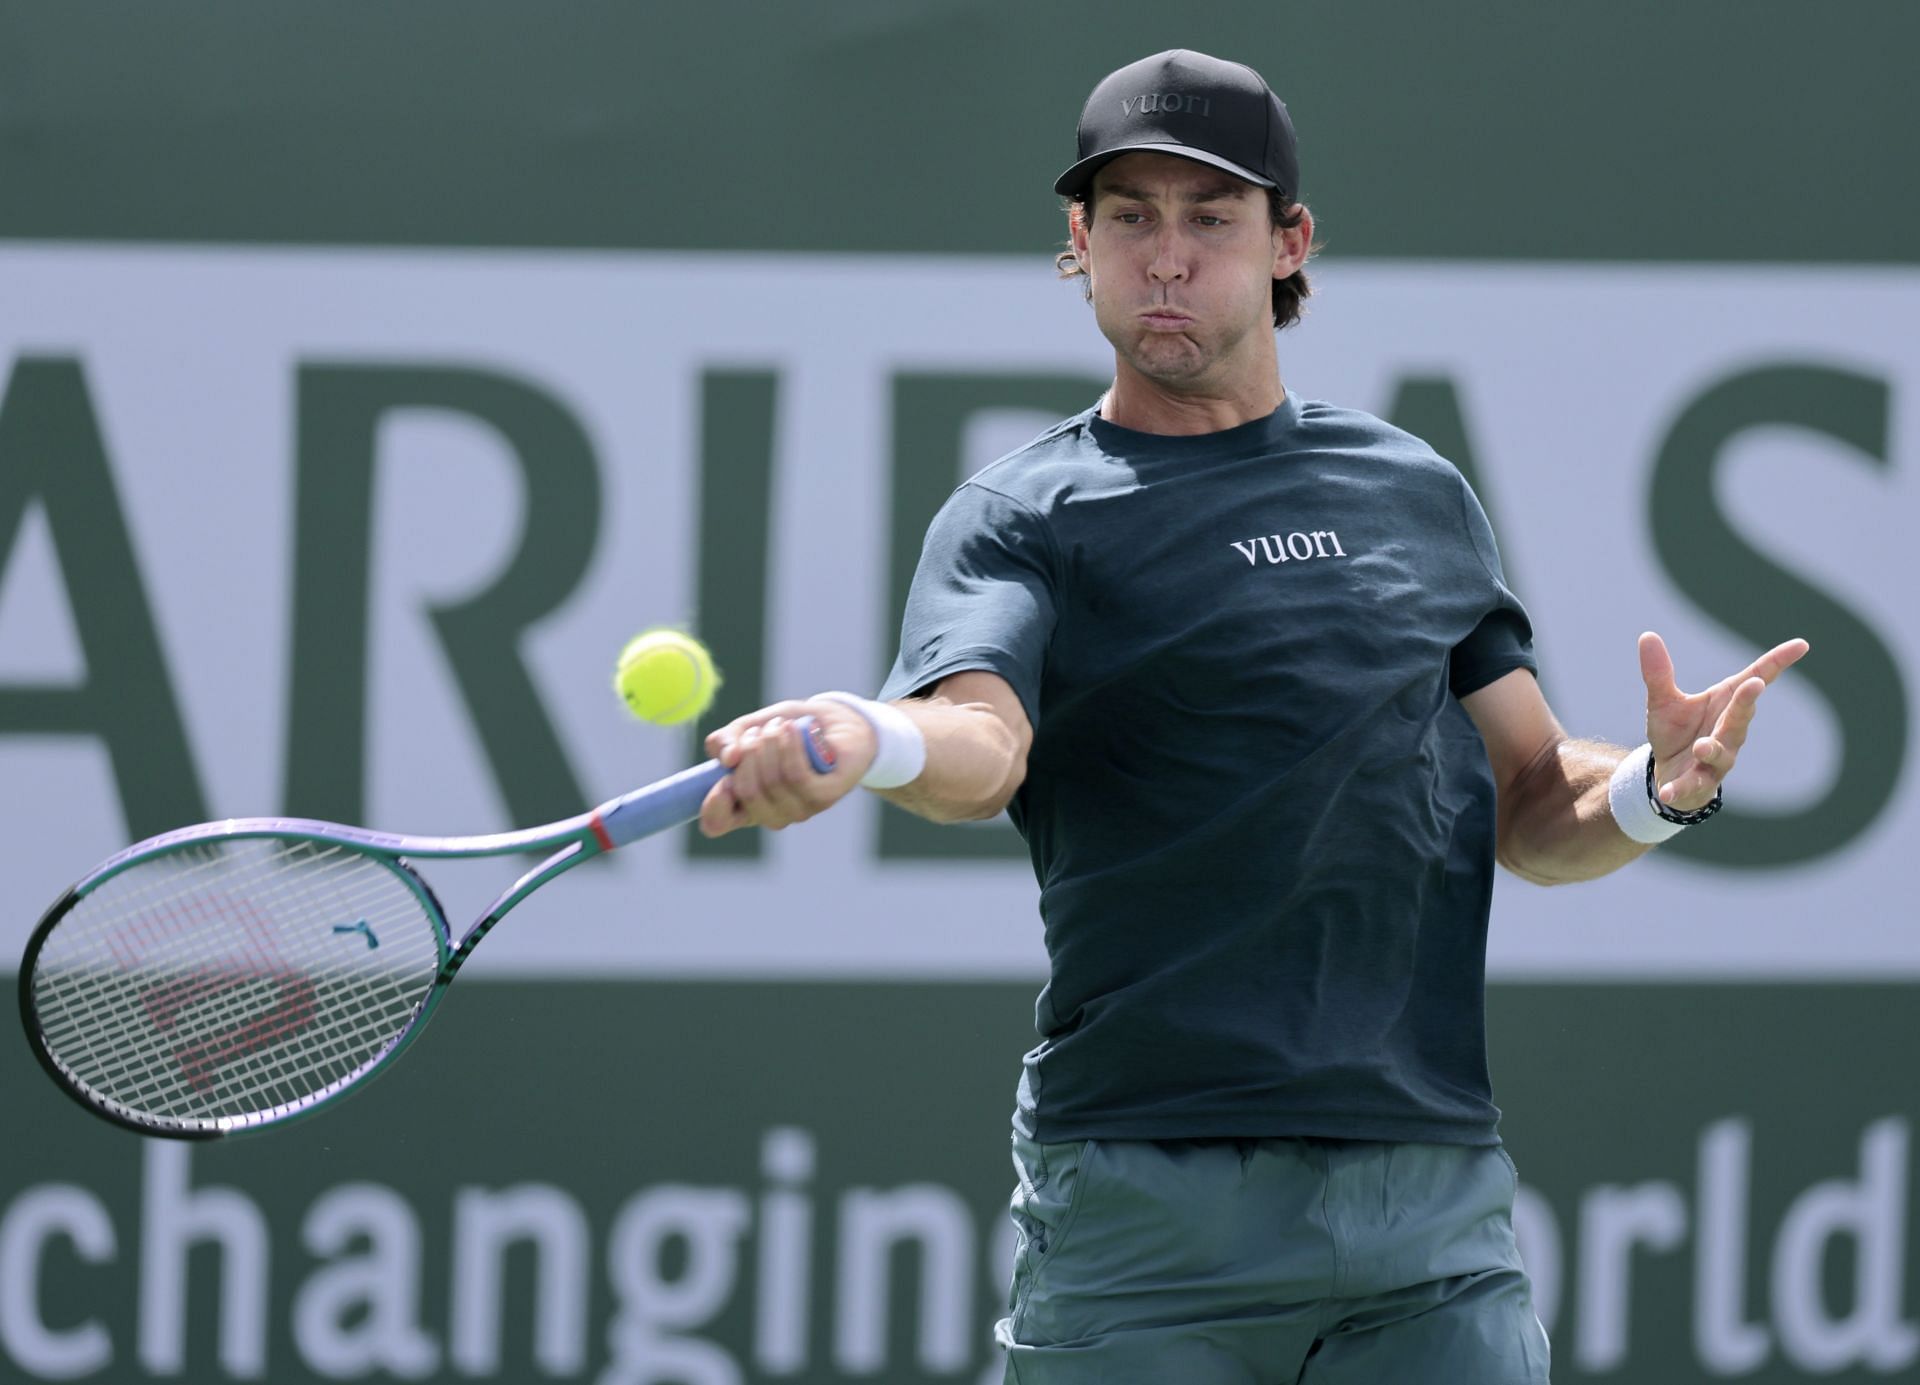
700;672;1031;836
698;698;877;836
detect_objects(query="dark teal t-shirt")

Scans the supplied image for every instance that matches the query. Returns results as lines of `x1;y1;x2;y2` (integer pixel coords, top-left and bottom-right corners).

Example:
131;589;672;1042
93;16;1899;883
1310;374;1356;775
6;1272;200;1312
878;393;1536;1146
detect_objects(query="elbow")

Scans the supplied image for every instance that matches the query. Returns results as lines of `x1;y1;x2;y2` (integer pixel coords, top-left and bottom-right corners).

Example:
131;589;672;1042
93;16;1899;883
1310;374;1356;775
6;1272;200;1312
1498;850;1566;888
1498;830;1598;888
956;704;1030;821
1495;825;1571;887
970;754;1028;821
891;701;1029;825
918;778;1021;826
1490;744;1573;886
956;714;1029;822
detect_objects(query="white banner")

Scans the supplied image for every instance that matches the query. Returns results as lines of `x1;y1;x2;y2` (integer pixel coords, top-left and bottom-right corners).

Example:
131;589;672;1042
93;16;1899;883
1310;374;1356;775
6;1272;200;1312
0;247;1912;978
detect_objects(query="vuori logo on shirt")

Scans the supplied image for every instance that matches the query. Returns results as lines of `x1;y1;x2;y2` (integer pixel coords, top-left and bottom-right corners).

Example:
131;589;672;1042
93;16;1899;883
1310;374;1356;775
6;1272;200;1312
1122;92;1211;117
1230;530;1349;566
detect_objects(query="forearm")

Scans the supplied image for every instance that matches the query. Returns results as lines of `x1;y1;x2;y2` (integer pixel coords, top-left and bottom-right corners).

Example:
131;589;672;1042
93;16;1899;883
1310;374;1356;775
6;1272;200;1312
1498;737;1655;885
873;694;1026;824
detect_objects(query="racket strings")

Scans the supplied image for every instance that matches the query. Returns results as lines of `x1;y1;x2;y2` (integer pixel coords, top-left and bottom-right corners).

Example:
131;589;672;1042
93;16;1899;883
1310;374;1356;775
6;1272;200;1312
85;847;434;1108
35;852;400;1114
28;838;444;1130
38;848;433;1121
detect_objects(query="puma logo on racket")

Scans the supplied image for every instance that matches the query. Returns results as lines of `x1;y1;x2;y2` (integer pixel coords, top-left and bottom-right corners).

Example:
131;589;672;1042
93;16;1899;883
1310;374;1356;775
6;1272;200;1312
333;919;381;949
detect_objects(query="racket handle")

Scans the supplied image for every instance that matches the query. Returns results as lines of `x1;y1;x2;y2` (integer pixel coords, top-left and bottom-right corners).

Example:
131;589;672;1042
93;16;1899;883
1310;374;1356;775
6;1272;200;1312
794;714;838;774
598;714;836;846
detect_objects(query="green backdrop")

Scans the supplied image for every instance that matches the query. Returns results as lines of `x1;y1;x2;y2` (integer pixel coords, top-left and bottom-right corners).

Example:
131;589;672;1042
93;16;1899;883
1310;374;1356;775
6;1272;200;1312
4;4;1917;1382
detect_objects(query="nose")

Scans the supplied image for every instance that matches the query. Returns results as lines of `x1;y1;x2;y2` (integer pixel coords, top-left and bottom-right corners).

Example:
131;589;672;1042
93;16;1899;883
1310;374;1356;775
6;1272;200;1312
1146;224;1187;284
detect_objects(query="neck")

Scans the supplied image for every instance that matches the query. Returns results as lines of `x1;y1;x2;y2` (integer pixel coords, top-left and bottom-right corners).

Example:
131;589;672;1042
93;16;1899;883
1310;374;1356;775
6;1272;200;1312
1100;354;1286;436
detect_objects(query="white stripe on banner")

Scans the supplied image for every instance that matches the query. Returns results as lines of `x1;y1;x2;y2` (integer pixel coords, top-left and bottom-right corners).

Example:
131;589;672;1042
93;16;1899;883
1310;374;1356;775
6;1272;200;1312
0;248;1912;978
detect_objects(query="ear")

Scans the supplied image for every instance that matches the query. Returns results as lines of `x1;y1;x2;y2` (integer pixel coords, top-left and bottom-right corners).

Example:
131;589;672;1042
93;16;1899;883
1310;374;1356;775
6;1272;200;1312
1068;200;1092;267
1271;204;1313;280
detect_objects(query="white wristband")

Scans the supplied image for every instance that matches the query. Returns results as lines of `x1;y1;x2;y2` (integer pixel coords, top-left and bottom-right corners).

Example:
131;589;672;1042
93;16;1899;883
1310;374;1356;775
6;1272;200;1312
814;691;927;789
1607;742;1685;844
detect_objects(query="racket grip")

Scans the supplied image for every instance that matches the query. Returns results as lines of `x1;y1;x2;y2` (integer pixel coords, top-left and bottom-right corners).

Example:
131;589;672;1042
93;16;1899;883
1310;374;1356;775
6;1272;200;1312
796;714;837;773
597;714;835;846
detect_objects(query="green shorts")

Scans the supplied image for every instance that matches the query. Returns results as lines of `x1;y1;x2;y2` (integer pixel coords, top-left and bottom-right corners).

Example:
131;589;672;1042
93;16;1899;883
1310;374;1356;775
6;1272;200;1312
996;1131;1551;1384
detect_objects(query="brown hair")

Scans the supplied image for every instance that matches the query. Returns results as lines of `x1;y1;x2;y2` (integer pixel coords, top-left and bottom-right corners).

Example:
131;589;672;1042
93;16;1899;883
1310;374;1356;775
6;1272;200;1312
1054;186;1316;330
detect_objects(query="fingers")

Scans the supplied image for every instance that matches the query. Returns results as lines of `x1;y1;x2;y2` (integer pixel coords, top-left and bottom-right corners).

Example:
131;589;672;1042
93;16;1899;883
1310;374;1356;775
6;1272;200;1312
1644;633;1808;794
1663;741;1728;806
704;700;815;767
1655;675;1767;806
1737;637;1811;689
700;713;849;837
1656;746;1723;807
1710;675;1767;753
1638;631;1682;707
729;718;800;828
697;778;748;837
772;717;847;826
701;703;808;837
1686;677;1765;774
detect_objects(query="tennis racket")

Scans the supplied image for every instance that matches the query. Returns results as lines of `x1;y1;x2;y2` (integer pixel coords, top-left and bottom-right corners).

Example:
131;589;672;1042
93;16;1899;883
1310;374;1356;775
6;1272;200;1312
19;717;836;1140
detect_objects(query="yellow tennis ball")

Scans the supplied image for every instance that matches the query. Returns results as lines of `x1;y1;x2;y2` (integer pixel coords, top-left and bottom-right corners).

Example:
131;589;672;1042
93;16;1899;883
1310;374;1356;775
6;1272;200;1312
613;629;721;725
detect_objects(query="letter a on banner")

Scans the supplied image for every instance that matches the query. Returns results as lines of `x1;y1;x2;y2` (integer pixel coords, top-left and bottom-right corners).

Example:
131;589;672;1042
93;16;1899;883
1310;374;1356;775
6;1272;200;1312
0;356;209;838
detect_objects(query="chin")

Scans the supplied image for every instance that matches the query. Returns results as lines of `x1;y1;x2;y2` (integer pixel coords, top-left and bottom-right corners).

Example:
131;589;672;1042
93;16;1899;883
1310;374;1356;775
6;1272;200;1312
1123;341;1212;384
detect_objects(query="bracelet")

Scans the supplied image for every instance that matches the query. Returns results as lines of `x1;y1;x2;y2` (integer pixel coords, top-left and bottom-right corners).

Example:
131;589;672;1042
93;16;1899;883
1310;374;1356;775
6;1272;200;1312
1607;743;1720;844
1645;745;1723;825
813;691;927;789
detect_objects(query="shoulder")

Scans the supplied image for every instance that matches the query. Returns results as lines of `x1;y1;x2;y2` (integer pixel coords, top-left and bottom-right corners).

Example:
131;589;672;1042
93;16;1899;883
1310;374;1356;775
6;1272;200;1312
956;406;1108;517
1294;399;1465;485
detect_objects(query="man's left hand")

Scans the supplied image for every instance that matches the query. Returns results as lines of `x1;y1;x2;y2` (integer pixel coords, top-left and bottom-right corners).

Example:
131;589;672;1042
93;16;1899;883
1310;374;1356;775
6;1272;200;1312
1638;631;1810;812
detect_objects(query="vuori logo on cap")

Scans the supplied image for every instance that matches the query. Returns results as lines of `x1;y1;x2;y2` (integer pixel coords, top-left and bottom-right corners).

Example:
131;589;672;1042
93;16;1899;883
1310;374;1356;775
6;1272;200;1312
1121;92;1211;118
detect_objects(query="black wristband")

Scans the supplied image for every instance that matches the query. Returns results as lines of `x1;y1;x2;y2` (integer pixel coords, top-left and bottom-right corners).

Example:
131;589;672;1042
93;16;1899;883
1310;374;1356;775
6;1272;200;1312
1645;749;1723;825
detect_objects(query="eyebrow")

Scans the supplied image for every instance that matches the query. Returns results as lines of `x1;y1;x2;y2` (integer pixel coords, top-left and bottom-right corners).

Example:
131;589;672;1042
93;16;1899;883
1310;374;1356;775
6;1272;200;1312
1099;178;1253;206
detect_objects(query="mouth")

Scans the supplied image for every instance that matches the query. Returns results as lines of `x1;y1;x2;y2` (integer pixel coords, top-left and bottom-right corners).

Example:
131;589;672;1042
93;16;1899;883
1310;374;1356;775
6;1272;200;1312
1138;310;1194;331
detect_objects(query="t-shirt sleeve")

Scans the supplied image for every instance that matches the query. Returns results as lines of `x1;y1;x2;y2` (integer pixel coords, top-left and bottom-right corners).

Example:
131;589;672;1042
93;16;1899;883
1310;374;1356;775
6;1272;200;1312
877;482;1058;728
1449;475;1538;698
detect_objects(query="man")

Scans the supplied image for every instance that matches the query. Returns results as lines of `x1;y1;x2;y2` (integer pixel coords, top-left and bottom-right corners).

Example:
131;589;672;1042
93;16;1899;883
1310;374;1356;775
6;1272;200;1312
698;49;1808;1384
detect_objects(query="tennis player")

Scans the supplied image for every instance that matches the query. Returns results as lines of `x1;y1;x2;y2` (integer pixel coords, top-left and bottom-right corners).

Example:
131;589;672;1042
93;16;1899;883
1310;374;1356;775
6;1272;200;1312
700;49;1808;1384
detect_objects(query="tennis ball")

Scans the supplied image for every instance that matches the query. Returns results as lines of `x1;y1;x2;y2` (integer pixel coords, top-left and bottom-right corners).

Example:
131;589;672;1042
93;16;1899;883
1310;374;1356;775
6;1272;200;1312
613;629;721;725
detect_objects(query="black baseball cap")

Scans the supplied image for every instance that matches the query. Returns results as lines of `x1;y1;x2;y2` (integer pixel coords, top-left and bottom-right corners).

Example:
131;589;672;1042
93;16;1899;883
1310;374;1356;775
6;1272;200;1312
1054;49;1299;203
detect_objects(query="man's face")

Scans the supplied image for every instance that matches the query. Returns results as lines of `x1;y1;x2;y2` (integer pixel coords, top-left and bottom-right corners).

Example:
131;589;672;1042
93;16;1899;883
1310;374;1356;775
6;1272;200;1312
1070;152;1301;391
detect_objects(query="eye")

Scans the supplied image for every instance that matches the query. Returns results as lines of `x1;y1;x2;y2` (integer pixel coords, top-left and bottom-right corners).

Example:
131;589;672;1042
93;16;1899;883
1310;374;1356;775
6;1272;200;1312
1194;215;1227;228
1116;211;1148;224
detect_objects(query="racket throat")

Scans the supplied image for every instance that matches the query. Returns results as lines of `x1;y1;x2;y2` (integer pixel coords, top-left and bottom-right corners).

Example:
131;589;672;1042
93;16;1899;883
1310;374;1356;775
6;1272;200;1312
445;837;598;979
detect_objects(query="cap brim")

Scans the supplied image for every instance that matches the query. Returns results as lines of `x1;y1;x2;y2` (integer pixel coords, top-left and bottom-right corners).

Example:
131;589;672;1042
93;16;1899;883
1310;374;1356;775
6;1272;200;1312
1053;143;1275;198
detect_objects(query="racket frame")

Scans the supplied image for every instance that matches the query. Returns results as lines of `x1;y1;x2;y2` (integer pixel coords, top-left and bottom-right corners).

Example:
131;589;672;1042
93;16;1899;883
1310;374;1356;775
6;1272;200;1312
20;732;829;1139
